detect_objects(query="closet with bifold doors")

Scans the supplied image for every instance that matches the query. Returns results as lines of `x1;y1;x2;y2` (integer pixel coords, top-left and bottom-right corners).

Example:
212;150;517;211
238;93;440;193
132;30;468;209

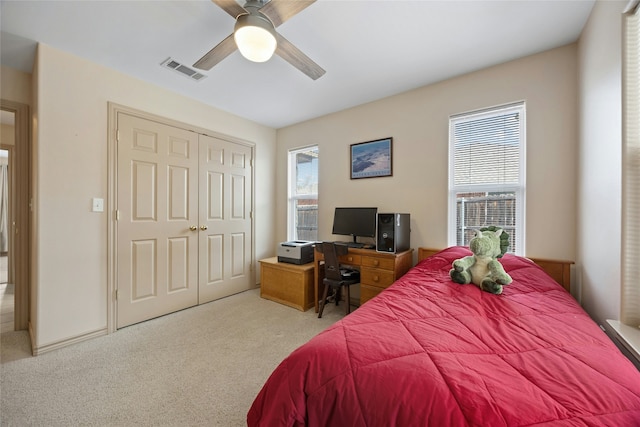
114;111;253;328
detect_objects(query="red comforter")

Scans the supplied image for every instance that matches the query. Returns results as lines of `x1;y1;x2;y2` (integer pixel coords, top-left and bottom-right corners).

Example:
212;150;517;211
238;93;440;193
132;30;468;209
248;247;640;426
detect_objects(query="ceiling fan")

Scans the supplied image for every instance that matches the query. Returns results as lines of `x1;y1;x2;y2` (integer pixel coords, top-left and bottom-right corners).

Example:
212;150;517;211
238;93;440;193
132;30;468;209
193;0;326;80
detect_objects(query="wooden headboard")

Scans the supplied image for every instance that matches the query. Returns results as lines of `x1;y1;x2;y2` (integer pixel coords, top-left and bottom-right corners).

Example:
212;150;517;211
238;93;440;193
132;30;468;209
417;248;574;293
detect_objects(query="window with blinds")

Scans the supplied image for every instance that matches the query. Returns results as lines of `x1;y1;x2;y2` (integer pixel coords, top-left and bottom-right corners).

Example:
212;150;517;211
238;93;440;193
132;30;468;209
607;1;640;361
288;146;318;241
448;102;526;254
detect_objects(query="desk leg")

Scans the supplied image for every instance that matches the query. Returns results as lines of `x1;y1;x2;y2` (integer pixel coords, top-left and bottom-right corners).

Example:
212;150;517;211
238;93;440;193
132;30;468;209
313;259;326;313
314;259;320;313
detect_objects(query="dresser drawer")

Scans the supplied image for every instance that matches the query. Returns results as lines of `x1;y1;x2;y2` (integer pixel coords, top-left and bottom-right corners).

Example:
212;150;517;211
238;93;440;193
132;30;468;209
361;255;395;270
338;254;361;265
361;267;395;288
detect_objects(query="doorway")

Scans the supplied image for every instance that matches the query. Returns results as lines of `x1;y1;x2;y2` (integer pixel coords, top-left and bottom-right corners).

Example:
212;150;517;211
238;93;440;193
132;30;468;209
0;100;30;334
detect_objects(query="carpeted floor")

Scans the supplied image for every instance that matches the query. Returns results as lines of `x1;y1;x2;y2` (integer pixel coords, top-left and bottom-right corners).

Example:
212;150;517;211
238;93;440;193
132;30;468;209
0;288;347;426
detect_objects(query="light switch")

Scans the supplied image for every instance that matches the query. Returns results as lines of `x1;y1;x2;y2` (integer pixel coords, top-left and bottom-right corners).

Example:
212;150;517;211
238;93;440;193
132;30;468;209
92;198;104;212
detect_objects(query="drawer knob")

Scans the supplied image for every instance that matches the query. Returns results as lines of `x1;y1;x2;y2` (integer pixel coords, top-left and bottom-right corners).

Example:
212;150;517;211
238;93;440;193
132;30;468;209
373;275;379;282
347;256;353;262
373;260;379;266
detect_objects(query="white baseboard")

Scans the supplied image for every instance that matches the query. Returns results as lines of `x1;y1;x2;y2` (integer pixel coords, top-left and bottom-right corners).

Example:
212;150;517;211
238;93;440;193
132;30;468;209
32;328;108;356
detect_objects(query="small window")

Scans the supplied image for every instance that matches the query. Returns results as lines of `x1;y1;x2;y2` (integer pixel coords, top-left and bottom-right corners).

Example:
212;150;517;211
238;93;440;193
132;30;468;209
448;102;526;254
288;146;318;241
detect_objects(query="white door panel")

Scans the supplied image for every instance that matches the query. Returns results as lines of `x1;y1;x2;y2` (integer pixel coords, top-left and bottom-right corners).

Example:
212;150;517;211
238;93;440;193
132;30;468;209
198;134;252;303
117;113;199;328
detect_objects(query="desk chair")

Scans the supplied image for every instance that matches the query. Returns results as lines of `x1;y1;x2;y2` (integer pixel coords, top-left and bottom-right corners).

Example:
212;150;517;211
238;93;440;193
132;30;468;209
318;242;360;318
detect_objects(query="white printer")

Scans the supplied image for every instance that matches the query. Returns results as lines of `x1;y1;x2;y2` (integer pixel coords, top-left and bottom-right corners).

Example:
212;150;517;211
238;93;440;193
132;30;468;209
277;240;315;265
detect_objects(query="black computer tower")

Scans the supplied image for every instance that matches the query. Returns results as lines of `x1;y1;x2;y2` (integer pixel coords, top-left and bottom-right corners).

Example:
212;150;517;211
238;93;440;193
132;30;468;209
376;213;410;253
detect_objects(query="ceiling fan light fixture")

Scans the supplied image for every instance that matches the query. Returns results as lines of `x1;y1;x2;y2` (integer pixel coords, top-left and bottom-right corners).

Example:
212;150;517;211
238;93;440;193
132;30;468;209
234;13;277;63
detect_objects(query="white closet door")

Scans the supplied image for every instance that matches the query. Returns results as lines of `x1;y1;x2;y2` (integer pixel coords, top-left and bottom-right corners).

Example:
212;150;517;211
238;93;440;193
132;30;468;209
198;134;253;303
116;113;199;328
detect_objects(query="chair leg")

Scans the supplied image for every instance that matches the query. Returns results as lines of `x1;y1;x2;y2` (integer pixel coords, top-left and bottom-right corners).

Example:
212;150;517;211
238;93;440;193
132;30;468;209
318;283;330;319
345;285;351;315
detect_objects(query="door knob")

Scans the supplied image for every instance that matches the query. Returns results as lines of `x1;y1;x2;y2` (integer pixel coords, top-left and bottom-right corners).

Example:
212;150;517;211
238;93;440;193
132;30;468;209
200;225;208;231
189;226;197;231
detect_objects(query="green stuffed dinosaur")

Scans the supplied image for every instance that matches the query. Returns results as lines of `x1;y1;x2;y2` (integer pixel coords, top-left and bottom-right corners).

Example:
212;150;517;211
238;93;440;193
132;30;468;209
449;226;512;294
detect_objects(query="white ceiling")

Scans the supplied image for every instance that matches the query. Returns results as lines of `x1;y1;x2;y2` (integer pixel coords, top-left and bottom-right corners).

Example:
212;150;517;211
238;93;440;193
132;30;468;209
0;0;595;129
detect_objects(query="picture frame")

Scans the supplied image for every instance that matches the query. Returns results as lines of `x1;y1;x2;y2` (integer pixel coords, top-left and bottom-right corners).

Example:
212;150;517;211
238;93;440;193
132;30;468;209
350;137;393;179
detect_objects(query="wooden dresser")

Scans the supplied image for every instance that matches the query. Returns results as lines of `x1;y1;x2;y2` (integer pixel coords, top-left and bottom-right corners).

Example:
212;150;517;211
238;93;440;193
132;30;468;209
314;247;414;311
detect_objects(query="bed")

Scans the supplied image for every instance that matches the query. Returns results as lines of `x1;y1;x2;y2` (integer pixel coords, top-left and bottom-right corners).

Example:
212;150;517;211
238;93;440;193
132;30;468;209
247;246;640;426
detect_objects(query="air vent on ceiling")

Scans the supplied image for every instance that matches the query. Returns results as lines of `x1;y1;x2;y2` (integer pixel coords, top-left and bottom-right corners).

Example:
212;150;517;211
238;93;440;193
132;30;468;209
161;58;206;81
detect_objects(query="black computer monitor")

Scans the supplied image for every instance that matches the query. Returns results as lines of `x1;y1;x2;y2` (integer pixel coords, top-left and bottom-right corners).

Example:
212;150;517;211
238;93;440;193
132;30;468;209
332;207;378;243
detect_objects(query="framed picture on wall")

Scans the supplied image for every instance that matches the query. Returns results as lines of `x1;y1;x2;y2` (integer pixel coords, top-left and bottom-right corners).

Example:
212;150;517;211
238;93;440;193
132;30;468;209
350;137;393;179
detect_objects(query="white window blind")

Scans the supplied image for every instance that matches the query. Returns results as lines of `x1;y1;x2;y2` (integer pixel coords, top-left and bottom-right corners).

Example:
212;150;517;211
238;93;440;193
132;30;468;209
288;146;318;241
453;111;521;187
621;4;640;328
449;102;525;254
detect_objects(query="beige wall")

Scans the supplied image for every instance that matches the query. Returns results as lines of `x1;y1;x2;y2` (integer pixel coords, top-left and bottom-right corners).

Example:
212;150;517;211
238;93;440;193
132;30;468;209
277;44;578;266
0;65;27;157
577;0;626;325
1;123;15;146
33;43;277;350
0;65;32;105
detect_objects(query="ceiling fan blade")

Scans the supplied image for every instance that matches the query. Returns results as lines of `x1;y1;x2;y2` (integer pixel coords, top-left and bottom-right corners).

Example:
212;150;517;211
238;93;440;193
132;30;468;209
211;0;247;19
275;33;325;80
259;0;316;27
193;34;237;70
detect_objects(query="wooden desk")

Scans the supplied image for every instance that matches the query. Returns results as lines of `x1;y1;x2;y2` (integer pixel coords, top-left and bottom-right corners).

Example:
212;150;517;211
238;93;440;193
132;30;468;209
313;247;414;312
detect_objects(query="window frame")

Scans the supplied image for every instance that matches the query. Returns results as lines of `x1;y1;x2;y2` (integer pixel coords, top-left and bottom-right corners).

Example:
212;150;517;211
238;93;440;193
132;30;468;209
447;102;526;255
621;1;640;328
287;145;319;241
